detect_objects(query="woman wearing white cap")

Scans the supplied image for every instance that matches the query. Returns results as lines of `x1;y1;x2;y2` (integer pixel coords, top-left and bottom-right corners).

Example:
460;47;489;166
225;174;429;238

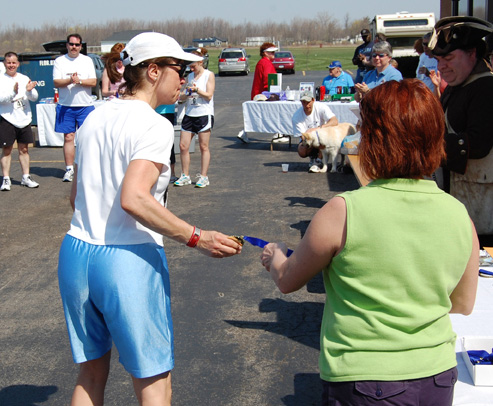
57;32;242;405
175;47;215;188
251;42;278;100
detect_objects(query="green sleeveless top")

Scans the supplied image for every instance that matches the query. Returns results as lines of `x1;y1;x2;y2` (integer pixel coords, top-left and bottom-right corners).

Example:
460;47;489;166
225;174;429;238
320;178;472;382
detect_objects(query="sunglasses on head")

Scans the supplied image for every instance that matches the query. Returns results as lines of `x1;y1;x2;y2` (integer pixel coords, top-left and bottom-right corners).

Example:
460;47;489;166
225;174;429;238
372;53;387;58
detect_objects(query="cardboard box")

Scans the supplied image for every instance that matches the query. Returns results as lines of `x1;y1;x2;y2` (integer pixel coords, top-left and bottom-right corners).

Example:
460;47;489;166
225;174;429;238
460;336;493;386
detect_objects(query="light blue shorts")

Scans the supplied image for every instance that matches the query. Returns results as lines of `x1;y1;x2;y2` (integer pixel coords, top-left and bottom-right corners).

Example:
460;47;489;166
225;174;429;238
58;235;174;378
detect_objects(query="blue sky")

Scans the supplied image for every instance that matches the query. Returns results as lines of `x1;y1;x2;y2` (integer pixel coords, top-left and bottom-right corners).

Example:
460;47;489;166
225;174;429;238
3;0;440;29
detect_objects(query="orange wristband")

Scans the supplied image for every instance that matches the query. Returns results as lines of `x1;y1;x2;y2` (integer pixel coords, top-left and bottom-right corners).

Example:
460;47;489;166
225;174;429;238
186;226;201;248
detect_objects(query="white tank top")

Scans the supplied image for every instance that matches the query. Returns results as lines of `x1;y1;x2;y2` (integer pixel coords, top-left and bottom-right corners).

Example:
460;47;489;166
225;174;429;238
185;69;214;117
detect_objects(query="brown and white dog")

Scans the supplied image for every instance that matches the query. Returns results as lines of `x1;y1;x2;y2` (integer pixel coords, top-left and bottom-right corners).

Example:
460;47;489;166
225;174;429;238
301;123;357;173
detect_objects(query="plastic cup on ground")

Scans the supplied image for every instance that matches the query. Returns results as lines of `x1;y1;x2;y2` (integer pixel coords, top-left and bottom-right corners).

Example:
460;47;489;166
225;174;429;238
282;164;289;173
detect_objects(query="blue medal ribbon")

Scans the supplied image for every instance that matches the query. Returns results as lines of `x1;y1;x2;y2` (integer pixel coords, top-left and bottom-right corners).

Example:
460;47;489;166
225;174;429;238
242;236;293;257
468;349;493;364
479;268;493;277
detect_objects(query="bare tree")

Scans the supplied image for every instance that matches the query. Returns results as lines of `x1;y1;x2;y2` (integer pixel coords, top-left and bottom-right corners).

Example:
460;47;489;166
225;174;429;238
0;15;374;54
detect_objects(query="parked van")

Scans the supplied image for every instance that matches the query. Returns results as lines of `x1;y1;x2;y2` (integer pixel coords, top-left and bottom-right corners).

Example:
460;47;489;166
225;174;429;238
218;48;250;76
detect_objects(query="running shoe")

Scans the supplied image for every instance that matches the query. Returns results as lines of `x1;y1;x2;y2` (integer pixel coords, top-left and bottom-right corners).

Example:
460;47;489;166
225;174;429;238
1;178;11;191
21;175;39;188
195;174;209;188
174;174;191;186
237;130;250;143
272;133;289;143
62;168;74;182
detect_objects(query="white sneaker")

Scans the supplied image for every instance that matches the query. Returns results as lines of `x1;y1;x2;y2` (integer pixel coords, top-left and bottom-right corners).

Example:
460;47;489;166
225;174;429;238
309;165;321;173
195;174;209;188
62;168;74;182
1;178;11;191
174;174;191;186
272;133;289;143
21;175;39;188
237;130;250;143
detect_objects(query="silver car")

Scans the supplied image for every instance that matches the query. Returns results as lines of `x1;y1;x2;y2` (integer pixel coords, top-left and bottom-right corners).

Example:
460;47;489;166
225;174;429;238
218;48;250;76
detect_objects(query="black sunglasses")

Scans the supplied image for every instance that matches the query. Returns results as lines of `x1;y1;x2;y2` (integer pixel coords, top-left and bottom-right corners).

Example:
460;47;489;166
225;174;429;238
68;42;81;47
163;63;187;78
372;53;388;58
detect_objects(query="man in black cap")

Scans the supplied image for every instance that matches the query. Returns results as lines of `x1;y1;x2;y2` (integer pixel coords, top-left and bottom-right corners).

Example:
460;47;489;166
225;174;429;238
430;16;493;243
352;29;374;84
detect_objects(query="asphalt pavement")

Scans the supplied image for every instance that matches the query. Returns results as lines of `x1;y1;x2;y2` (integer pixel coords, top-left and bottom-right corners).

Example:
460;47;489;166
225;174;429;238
0;70;360;405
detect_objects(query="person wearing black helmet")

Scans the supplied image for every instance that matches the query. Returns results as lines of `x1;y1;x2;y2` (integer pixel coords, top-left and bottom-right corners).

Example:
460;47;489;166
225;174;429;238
430;16;493;244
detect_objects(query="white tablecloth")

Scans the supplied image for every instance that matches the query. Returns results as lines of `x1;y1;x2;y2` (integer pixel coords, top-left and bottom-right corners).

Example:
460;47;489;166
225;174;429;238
36;101;105;146
242;101;359;136
451;276;493;404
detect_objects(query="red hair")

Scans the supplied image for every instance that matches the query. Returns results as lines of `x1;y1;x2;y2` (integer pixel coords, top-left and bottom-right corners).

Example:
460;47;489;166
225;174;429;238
359;79;446;180
260;42;276;56
192;47;208;57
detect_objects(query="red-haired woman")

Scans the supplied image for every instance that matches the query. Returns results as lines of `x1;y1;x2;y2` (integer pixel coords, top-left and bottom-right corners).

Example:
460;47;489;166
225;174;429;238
251;42;277;100
261;79;478;405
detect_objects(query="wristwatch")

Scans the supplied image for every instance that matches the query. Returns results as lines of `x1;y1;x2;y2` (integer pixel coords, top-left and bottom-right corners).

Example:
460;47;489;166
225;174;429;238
79;79;83;85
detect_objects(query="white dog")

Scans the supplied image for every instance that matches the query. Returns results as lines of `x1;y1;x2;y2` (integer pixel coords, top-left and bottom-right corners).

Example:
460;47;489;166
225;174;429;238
301;123;357;173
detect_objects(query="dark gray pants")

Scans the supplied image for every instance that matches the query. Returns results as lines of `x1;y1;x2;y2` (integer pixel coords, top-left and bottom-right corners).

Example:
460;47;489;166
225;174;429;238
321;367;457;406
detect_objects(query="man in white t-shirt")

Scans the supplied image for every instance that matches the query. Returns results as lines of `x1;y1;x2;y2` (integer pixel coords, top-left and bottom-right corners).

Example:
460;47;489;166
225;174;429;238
53;33;96;182
292;90;338;172
0;52;39;190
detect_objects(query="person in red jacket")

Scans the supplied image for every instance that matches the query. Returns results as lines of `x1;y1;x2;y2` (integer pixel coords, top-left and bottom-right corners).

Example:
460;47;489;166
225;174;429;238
251;42;277;100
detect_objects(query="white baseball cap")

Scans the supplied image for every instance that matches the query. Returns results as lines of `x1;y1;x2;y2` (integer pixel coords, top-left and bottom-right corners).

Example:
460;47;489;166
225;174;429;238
264;46;278;52
300;90;314;102
122;32;202;66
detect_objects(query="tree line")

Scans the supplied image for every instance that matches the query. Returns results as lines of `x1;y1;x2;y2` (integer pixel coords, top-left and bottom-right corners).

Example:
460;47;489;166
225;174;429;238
0;14;371;55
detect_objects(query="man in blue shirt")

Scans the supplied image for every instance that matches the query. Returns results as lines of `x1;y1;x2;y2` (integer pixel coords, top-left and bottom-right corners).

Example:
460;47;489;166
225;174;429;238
416;32;438;92
322;61;355;97
352;29;374;83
